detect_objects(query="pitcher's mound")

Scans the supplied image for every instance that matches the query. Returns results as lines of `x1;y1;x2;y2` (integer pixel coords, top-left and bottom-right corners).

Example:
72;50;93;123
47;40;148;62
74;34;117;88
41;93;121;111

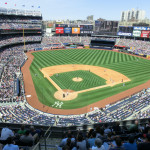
54;90;78;101
72;77;83;82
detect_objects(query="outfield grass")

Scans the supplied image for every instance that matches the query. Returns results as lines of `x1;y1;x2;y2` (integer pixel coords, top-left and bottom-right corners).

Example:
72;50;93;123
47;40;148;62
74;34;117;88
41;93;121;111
51;70;106;91
30;49;150;109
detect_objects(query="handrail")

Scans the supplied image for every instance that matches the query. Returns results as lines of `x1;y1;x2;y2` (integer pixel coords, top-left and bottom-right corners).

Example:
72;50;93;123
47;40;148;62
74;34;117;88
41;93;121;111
46;131;52;141
44;125;52;150
44;125;51;137
31;125;52;150
32;142;41;150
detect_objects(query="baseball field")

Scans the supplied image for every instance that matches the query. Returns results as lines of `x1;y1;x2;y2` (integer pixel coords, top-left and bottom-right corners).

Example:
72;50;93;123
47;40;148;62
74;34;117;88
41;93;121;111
23;48;150;112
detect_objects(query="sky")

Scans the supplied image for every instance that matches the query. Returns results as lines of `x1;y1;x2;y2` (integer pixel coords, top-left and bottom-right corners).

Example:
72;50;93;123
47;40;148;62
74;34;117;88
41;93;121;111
0;0;150;21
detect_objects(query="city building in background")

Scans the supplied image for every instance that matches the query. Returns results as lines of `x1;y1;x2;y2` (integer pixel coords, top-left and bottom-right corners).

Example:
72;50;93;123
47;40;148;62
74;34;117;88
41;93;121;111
119;8;150;26
87;15;94;22
121;8;145;22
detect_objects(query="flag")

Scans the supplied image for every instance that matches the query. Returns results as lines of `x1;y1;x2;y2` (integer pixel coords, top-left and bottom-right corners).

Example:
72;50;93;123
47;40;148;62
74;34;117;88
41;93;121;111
38;6;40;8
5;2;7;4
31;5;34;8
15;4;16;7
22;5;25;7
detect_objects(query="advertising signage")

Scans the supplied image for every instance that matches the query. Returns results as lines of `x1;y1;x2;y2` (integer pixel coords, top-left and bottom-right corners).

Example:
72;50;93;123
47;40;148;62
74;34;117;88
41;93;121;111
118;26;133;33
141;30;150;38
72;27;80;34
55;24;68;27
133;26;148;31
133;30;141;37
80;31;93;34
64;27;72;34
117;32;132;36
56;27;64;34
80;25;93;31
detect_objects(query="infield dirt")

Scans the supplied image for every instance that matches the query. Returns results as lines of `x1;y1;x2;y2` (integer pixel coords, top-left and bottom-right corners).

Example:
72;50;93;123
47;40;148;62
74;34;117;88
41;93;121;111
40;64;130;101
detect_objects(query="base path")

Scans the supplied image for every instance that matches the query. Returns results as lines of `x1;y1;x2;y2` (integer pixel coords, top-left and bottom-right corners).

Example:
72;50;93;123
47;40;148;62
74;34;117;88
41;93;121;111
21;50;150;115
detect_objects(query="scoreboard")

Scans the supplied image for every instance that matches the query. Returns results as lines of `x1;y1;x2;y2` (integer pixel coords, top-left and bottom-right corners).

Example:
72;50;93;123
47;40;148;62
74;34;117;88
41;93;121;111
80;25;93;34
55;24;93;35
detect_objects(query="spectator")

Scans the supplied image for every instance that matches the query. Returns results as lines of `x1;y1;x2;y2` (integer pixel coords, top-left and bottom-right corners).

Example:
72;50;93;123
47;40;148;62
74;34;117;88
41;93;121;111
144;120;150;134
62;138;75;150
96;127;106;142
104;124;111;135
76;134;88;150
91;138;105;150
20;130;34;146
17;125;26;135
0;125;14;140
112;122;122;135
88;131;96;148
109;137;125;150
3;137;19;150
123;135;137;150
129;120;139;133
138;134;150;150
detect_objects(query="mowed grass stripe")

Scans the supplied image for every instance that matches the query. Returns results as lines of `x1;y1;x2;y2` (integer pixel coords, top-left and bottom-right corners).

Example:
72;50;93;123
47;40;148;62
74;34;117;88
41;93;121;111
51;70;106;91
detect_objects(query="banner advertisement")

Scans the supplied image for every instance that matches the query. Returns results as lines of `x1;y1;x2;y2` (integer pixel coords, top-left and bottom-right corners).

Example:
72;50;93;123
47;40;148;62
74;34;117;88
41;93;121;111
69;24;78;27
118;26;133;33
55;27;64;34
117;32;132;36
133;30;141;37
55;24;68;27
72;28;80;34
133;26;148;31
80;31;93;34
141;30;150;38
80;25;93;31
64;27;72;34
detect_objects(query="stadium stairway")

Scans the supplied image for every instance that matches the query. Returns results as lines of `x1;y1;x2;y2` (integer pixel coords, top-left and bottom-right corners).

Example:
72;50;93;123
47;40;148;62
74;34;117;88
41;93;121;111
54;117;60;126
86;115;95;124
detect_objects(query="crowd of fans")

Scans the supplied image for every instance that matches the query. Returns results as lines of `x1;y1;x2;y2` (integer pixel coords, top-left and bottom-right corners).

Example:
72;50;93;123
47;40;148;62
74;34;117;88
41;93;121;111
42;36;91;45
0;23;41;30
0;102;90;126
0;124;42;149
0;35;41;47
0;44;38;103
116;39;150;55
0;87;149;127
42;37;150;55
57;115;90;127
0;104;56;126
88;89;150;123
0;15;42;24
1;118;150;149
57;120;150;150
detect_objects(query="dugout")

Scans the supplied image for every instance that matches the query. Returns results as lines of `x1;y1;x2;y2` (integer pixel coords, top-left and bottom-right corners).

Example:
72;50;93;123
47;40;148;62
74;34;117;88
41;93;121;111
14;78;20;97
90;39;116;50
